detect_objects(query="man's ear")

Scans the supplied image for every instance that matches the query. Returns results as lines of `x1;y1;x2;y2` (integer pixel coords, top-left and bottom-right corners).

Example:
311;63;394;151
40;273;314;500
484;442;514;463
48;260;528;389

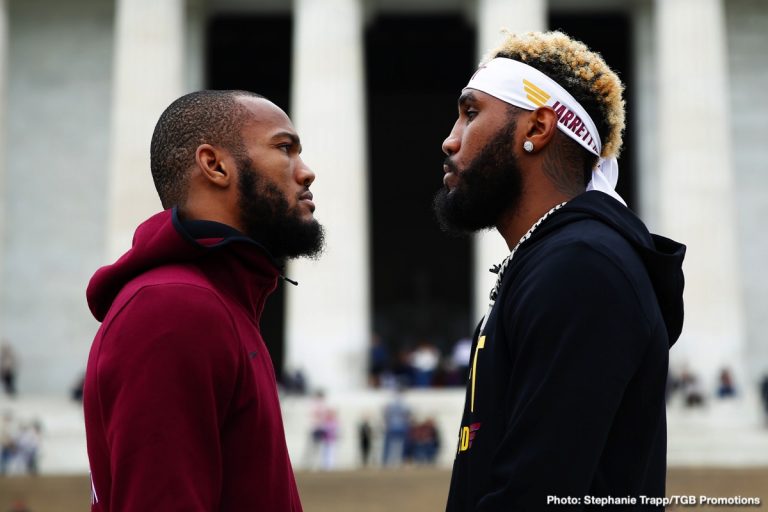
195;144;232;188
522;107;559;153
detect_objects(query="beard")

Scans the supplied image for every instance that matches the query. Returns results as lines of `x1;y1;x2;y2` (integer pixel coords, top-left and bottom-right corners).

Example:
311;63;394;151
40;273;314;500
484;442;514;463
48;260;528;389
433;118;523;234
237;158;325;260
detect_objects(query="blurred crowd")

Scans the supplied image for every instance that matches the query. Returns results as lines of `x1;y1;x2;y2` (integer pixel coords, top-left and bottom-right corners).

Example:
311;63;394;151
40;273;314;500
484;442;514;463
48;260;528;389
666;365;768;417
0;412;41;476
377;390;440;467
368;335;472;389
279;334;473;395
301;389;441;471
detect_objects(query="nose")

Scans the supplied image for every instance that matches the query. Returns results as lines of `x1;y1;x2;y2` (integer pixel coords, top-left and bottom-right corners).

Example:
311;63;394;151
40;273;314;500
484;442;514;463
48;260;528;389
297;157;315;187
442;122;461;156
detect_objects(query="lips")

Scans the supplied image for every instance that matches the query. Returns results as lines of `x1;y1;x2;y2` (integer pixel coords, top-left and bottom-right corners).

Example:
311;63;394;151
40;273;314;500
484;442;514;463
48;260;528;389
299;190;315;212
443;163;458;188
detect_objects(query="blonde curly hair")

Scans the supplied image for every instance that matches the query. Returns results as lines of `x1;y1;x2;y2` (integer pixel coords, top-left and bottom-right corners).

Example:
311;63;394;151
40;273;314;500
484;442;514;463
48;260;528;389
483;31;625;159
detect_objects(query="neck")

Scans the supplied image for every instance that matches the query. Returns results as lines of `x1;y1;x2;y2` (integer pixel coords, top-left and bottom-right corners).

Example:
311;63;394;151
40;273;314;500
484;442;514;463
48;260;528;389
496;187;571;250
178;197;244;234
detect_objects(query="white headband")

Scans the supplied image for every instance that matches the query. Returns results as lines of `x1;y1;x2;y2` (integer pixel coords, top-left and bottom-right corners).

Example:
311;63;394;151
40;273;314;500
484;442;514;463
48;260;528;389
465;58;625;206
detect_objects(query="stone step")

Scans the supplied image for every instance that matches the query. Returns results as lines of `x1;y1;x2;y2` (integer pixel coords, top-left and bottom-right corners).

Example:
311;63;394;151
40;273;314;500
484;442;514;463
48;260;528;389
2;391;767;474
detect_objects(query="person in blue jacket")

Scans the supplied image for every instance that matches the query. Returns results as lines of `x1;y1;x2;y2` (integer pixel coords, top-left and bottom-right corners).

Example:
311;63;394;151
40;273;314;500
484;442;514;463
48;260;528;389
434;31;686;511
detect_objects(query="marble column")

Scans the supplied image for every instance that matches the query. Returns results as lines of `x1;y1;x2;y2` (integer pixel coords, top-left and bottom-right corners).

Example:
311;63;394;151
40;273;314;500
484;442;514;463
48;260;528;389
656;0;746;386
286;0;370;392
0;0;7;334
106;0;185;259
472;0;546;321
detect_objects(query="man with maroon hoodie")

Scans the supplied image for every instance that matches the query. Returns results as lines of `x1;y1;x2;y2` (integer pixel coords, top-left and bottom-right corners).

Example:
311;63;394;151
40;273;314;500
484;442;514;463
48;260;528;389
84;90;323;511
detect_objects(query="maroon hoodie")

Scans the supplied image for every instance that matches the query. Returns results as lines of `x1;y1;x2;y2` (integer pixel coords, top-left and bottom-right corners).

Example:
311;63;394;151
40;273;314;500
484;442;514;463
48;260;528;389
84;209;303;511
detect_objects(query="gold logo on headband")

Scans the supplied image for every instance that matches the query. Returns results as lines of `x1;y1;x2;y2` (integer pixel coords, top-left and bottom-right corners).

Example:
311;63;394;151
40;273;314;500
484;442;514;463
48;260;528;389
523;79;550;107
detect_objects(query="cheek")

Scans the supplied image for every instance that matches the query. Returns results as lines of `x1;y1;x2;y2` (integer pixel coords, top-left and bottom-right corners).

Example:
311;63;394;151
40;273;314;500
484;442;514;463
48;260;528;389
261;161;293;185
456;133;482;168
463;122;491;148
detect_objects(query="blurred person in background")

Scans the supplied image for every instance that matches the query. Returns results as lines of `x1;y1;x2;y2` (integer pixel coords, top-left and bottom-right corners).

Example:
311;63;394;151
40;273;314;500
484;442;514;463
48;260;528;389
358;415;374;467
409;340;440;387
390;348;414;388
451;337;473;384
382;388;411;467
717;367;736;398
0;412;17;475
319;409;339;471
435;31;685;510
409;417;441;465
71;372;85;402
16;421;41;476
280;367;308;395
761;374;768;425
681;369;705;408
304;390;331;470
0;341;17;398
368;333;390;387
84;90;324;511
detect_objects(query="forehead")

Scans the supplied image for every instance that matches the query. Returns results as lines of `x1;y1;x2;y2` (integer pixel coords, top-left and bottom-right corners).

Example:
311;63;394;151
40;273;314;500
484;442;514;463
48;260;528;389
459;88;508;111
237;96;296;138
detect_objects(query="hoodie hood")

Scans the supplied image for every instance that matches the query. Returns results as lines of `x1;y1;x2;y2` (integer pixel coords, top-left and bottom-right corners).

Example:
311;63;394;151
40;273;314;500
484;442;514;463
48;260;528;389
87;209;282;322
533;191;686;346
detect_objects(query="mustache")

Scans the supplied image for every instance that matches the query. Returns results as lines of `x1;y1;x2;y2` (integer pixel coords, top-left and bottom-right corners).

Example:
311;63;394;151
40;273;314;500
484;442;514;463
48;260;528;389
443;158;459;174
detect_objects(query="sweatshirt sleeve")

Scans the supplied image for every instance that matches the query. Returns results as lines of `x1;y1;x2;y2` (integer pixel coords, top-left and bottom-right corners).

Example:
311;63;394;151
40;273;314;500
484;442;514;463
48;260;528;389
476;241;653;510
93;284;242;511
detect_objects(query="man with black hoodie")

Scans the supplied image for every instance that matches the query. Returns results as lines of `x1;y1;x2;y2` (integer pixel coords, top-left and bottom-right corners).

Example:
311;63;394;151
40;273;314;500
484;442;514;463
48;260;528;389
435;32;686;510
84;91;321;511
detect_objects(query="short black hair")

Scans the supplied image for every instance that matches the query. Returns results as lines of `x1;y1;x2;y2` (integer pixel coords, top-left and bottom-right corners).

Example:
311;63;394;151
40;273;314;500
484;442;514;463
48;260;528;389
149;90;265;208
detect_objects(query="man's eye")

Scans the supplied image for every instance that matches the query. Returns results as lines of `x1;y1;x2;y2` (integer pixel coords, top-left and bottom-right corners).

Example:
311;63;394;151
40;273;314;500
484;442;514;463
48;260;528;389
466;109;478;120
278;144;291;153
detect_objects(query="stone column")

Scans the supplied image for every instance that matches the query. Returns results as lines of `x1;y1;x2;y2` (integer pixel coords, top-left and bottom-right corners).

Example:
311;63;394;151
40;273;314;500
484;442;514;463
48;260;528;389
286;0;369;392
0;0;7;334
472;0;546;321
106;0;185;259
656;0;746;386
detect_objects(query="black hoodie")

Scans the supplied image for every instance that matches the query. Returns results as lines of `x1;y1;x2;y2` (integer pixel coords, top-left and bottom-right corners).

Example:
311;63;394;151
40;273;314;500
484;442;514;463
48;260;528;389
445;191;686;511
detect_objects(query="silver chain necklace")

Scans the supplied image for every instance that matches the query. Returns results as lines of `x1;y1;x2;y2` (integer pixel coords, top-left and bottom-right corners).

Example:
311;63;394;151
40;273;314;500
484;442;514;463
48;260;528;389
488;201;568;303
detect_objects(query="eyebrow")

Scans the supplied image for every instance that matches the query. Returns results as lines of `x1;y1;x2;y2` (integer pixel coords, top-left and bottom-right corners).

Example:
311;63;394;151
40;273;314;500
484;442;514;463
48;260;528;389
458;91;477;108
271;131;302;151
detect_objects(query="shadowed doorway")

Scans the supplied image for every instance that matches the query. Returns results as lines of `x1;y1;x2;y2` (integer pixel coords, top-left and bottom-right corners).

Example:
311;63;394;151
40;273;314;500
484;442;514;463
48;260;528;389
365;14;477;374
